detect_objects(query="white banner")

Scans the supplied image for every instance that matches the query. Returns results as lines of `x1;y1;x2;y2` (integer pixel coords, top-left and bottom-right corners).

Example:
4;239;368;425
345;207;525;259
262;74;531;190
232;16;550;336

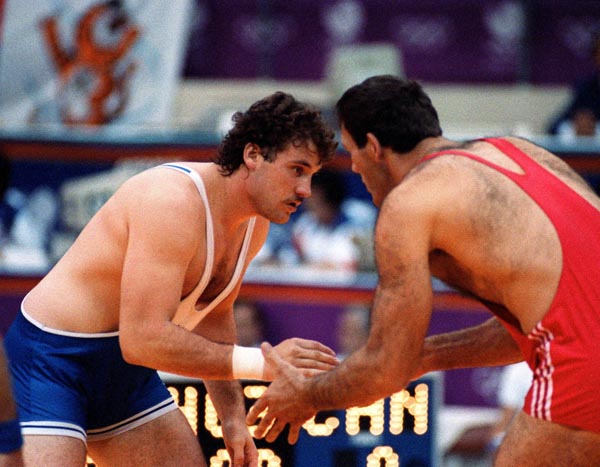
0;0;194;127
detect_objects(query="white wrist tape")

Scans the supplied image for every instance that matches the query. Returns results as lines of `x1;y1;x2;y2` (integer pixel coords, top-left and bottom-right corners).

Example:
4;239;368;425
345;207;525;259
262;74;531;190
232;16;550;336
232;345;265;380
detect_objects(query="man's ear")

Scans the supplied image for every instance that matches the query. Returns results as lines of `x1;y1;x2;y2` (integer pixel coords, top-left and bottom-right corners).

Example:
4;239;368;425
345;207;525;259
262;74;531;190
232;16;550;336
243;143;262;170
365;133;384;162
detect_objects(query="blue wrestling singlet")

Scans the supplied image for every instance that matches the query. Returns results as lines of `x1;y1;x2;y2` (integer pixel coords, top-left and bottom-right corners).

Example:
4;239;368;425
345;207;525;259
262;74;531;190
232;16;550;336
4;309;177;443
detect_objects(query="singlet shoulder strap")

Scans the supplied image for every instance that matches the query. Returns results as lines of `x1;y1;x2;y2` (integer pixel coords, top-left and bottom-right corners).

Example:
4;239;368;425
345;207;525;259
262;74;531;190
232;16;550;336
420;138;530;181
161;163;214;299
160;163;257;330
195;216;256;317
480;137;543;172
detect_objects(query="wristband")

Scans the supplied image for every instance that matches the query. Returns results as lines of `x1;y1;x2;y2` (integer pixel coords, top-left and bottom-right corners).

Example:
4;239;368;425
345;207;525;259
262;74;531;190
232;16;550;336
0;419;23;454
232;345;265;380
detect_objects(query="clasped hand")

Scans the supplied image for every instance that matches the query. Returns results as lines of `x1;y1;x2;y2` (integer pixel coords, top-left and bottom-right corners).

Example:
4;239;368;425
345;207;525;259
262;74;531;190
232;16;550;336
248;342;332;443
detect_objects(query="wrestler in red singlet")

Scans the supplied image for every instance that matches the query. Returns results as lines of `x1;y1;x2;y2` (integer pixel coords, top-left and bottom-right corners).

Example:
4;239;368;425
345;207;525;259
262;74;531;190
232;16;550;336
423;137;600;433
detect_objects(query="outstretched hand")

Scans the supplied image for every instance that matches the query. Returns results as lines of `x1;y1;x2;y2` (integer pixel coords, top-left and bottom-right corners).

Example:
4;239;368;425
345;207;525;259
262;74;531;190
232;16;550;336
265;337;339;380
247;342;318;444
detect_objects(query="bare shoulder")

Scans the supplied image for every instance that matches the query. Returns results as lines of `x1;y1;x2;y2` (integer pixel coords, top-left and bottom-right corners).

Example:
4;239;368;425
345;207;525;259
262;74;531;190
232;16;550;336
375;176;443;255
504;136;574;173
386;156;469;219
115;165;205;222
110;166;208;257
504;136;600;206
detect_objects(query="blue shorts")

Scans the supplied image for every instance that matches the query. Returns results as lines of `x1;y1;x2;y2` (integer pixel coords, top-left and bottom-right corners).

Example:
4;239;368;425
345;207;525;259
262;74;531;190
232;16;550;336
4;310;177;444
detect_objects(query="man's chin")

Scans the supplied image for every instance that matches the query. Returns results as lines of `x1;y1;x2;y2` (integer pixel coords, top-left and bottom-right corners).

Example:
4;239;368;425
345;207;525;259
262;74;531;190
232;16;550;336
275;218;290;225
269;214;290;225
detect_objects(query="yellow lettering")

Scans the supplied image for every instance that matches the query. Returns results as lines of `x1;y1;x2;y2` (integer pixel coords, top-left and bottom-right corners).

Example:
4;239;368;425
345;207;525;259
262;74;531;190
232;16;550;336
168;386;199;435
346;398;385;436
389;383;429;435
366;446;400;467
243;384;268;437
302;414;340;436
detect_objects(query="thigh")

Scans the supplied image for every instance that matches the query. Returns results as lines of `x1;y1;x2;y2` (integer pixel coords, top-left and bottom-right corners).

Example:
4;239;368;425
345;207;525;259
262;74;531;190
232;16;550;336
23;435;87;467
494;411;600;467
88;410;206;467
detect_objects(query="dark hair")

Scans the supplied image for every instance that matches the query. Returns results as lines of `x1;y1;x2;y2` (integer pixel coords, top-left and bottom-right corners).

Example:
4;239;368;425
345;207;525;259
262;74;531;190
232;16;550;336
214;92;337;175
335;75;442;154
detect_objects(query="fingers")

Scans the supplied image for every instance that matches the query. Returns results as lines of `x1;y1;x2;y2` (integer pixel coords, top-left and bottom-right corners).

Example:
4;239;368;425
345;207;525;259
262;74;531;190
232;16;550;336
293;338;337;356
293;351;340;370
260;341;278;363
294;340;340;366
287;423;302;445
230;447;243;467
244;440;259;467
265;418;288;443
300;368;328;378
246;397;268;427
226;439;255;467
249;408;275;440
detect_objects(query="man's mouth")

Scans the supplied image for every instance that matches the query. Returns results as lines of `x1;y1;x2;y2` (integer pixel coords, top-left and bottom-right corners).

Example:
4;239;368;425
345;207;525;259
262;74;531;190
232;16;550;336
286;201;301;212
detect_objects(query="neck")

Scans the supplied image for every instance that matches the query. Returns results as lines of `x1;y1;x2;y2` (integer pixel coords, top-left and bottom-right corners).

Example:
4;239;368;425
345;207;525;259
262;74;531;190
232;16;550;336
412;136;460;160
384;136;459;186
202;164;256;231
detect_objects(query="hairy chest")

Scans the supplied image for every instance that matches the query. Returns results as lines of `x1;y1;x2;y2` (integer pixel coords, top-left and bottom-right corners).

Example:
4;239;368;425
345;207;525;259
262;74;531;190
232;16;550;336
182;232;247;304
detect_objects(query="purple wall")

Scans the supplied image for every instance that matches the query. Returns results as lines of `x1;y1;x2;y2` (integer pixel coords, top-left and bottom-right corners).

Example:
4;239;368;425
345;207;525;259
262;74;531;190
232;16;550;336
259;300;499;407
183;0;600;85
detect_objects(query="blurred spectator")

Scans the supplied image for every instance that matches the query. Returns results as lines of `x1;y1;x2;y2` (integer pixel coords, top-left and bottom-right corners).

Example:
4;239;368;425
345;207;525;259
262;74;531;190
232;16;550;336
554;107;599;142
336;304;370;360
253;221;297;266
291;168;359;270
487;361;532;454
256;168;376;271
233;300;267;348
444;361;532;467
547;30;600;137
0;153;59;273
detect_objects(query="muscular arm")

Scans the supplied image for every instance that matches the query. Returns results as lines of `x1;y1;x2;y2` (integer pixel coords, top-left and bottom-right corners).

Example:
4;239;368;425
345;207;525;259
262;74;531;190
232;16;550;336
304;188;434;407
248;186;437;441
117;174;239;379
116;175;335;381
417;317;523;378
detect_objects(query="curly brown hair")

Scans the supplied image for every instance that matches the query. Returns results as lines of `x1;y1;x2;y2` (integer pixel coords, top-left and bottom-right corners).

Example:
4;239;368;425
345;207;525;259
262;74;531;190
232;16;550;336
213;92;337;176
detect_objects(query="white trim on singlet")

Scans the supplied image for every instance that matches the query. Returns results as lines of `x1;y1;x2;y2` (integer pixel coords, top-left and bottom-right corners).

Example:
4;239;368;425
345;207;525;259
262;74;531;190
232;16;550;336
161;164;256;330
20;399;178;444
21;420;87;443
86;398;178;442
20;304;120;338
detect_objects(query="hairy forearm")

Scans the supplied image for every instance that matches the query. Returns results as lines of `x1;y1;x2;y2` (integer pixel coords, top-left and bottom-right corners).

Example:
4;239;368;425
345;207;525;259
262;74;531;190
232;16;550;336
299;280;430;411
204;380;247;423
303;343;412;412
120;321;235;380
419;317;522;375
